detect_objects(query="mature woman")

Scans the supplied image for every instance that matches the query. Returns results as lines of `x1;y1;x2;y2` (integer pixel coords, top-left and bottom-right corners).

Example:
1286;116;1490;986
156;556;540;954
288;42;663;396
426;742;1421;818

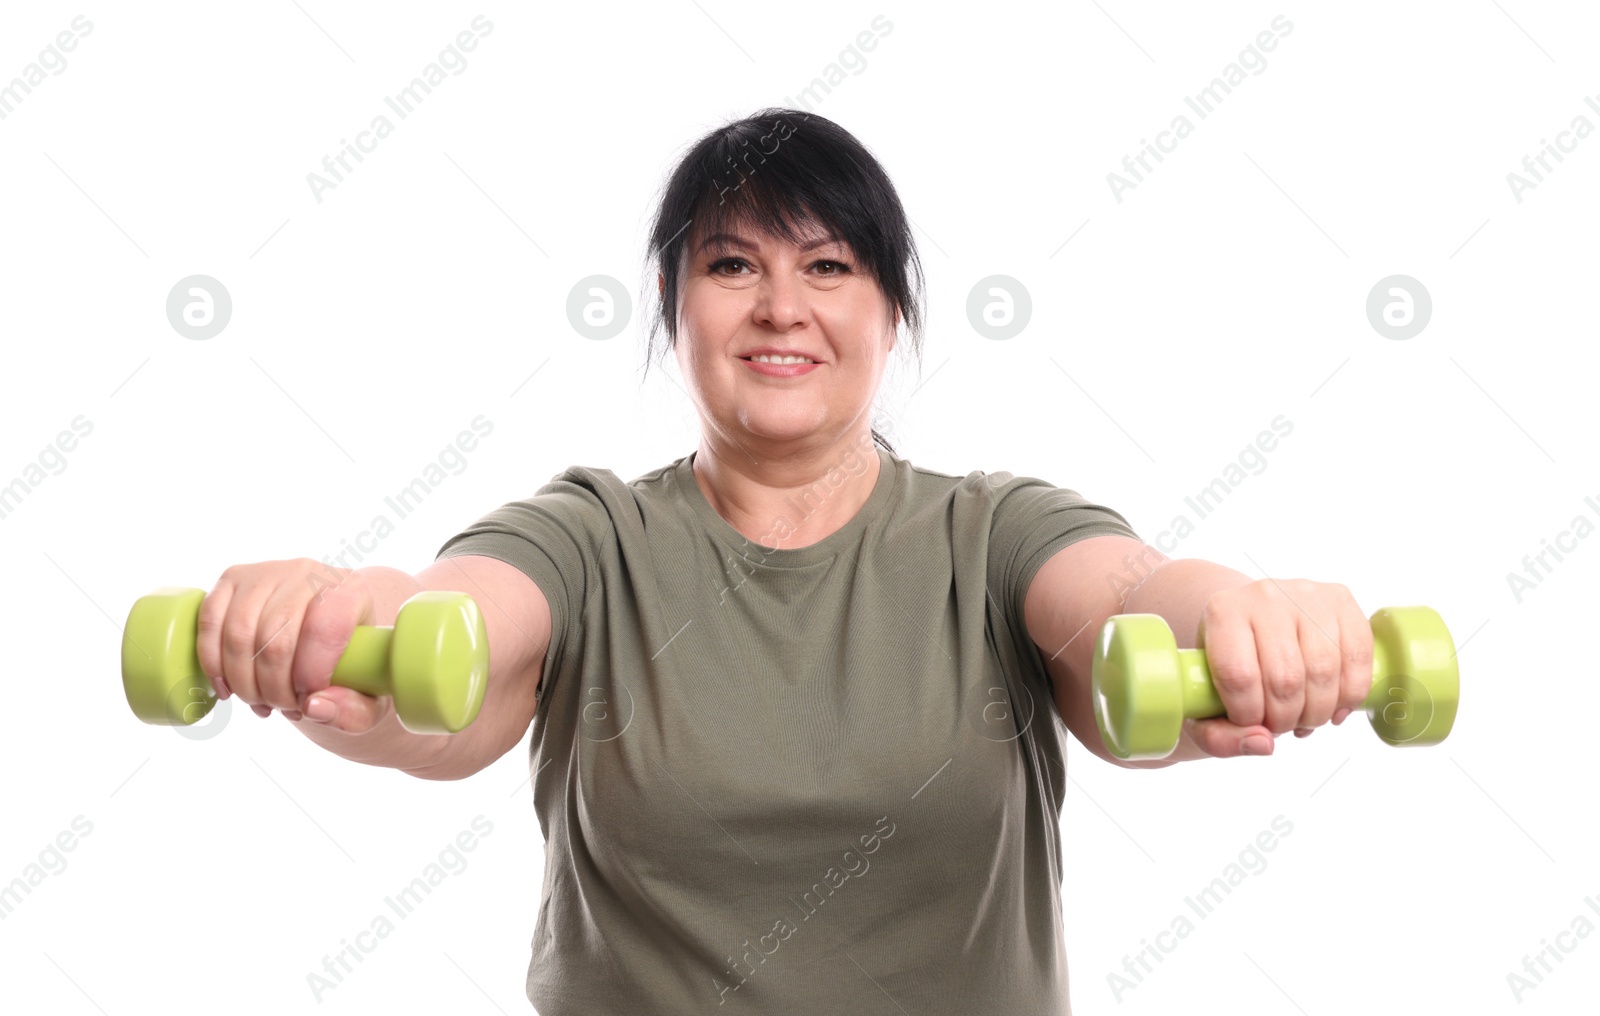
198;109;1375;1013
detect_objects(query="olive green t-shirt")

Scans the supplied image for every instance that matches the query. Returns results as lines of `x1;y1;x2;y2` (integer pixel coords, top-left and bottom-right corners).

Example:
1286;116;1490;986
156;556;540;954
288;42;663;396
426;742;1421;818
434;445;1139;1015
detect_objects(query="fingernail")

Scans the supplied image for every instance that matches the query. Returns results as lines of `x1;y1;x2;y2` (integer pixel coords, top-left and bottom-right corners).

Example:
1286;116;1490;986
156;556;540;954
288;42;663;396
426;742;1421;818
305;695;337;723
212;675;231;700
1333;707;1351;725
1241;734;1273;756
1294;727;1312;738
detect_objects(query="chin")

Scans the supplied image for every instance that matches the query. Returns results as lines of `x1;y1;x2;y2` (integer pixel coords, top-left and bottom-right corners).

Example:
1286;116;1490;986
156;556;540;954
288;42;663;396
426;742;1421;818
738;415;825;442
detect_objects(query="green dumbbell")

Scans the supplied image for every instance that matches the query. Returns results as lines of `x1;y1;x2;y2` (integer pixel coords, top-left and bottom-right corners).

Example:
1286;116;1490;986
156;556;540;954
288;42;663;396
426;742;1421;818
121;587;490;735
1091;605;1459;760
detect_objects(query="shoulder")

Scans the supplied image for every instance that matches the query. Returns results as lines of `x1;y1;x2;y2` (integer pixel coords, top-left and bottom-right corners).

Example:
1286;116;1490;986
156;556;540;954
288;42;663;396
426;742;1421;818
525;455;687;514
885;451;1069;514
885;451;1009;497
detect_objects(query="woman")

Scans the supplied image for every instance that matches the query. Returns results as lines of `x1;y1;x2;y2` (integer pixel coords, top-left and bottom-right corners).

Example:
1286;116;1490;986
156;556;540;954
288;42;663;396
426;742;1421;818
197;109;1375;1013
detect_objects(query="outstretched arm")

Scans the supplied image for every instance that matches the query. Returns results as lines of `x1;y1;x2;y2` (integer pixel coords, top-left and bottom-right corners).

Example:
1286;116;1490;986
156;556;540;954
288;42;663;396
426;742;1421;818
1022;536;1373;768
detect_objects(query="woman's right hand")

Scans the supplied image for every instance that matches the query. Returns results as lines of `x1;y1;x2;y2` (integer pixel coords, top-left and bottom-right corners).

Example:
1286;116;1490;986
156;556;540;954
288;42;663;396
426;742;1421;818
195;559;395;734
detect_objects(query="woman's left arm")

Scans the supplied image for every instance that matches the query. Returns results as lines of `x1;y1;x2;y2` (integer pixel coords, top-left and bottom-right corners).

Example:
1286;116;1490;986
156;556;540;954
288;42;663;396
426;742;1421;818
1022;536;1375;769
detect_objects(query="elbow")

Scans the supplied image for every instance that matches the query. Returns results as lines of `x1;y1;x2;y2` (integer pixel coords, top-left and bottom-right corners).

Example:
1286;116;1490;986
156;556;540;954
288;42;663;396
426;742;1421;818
401;729;513;782
399;739;485;782
402;764;474;782
402;756;493;781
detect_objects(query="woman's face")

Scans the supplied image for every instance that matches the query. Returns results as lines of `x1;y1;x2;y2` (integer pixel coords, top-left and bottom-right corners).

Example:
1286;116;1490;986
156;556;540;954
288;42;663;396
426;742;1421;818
667;220;897;456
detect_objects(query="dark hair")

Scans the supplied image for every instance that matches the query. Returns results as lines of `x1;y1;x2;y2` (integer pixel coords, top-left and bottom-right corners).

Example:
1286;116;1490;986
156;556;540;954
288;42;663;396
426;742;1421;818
642;108;924;455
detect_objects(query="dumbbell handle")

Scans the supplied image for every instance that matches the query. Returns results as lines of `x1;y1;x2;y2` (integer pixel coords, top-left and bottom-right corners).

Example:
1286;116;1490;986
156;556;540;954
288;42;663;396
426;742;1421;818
1164;639;1404;721
326;626;404;698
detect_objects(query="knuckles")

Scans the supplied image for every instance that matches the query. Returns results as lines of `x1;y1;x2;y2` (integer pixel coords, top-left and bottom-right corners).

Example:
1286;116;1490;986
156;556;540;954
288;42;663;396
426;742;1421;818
1203;578;1369;733
254;627;296;667
1300;640;1343;686
220;625;258;659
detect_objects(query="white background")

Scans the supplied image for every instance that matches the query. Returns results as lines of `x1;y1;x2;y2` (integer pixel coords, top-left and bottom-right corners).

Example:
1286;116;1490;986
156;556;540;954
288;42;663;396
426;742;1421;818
1;2;1595;1013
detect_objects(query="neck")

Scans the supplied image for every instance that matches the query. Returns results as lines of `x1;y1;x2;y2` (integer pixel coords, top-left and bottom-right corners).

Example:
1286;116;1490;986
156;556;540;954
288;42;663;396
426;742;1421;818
691;430;882;550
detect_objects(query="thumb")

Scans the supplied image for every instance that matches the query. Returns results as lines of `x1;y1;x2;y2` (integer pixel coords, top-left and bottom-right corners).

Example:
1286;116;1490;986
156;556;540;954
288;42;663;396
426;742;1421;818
296;686;393;735
1184;717;1276;758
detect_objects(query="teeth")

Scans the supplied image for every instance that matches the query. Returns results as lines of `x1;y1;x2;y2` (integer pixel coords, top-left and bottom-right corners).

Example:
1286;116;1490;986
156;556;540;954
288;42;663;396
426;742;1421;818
749;354;815;364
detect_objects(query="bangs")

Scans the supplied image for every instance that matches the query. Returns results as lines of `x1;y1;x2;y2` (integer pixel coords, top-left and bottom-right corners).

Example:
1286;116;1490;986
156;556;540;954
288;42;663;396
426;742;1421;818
682;137;869;267
645;108;923;351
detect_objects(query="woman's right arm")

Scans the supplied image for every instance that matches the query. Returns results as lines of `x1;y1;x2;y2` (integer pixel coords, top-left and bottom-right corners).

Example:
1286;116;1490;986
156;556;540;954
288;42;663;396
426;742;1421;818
196;555;553;781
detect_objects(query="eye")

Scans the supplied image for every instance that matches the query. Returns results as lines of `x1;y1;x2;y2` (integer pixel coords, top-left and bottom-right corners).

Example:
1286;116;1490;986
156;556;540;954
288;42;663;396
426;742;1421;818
708;256;749;276
813;259;851;275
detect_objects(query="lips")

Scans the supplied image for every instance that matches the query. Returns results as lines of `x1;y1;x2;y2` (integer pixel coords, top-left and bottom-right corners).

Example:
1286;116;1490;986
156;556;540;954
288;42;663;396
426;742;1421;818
740;355;821;377
738;347;823;364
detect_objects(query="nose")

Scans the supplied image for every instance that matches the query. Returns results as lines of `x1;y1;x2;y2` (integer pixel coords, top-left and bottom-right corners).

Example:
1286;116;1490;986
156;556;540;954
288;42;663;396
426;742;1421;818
753;268;807;331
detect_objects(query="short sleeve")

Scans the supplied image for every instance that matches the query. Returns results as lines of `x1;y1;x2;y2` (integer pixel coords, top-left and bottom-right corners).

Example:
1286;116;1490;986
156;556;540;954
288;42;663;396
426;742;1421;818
986;476;1140;637
434;476;611;699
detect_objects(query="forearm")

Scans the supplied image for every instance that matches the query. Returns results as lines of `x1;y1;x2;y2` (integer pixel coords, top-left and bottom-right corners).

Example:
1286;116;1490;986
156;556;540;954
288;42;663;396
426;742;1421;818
288;565;454;778
1118;557;1254;766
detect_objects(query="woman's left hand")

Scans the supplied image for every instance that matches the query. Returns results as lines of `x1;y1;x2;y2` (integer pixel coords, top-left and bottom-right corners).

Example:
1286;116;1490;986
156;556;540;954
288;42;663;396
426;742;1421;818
1187;579;1374;758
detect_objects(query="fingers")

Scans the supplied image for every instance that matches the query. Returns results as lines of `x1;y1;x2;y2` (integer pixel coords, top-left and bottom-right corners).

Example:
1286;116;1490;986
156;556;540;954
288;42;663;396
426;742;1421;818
290;572;372;702
1200;579;1368;750
253;584;315;713
218;577;276;710
1252;608;1304;735
1200;603;1266;731
1294;609;1343;733
195;575;236;700
287;686;393;735
199;559;370;723
1186;717;1275;758
1336;595;1375;722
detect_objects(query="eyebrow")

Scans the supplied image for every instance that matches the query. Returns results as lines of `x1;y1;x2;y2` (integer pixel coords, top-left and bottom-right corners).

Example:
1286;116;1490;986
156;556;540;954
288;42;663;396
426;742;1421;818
697;232;843;254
